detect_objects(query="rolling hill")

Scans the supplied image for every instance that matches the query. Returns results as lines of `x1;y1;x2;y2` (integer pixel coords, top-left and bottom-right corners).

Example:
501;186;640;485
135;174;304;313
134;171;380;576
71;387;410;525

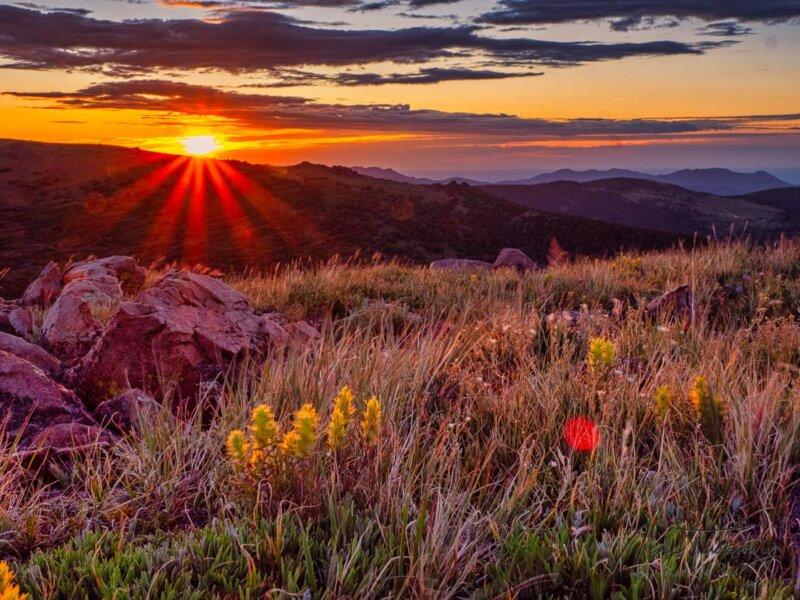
482;178;799;238
498;168;793;196
0;139;681;296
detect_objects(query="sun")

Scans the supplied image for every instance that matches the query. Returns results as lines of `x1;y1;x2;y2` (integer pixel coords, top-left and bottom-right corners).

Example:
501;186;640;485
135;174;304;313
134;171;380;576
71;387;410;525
181;135;220;156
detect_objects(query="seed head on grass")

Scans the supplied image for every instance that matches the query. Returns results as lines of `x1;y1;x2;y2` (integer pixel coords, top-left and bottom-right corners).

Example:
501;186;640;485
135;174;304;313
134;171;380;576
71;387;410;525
361;397;383;446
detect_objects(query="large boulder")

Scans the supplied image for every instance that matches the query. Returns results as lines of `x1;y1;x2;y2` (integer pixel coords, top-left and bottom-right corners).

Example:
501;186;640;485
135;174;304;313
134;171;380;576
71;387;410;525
25;423;114;476
20;261;63;308
430;259;492;272
72;271;284;405
0;332;61;377
42;276;123;360
0;350;95;447
645;285;693;321
95;389;159;434
493;248;537;272
0;301;33;338
65;256;146;294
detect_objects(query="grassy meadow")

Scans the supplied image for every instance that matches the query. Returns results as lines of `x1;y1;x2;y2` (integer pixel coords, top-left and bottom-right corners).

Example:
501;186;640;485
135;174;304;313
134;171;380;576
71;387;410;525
3;239;800;598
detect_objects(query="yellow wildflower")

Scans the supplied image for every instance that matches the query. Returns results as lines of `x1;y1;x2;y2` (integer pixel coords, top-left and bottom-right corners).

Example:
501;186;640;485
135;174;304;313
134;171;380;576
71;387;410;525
250;404;280;450
226;429;248;466
587;337;616;373
281;430;299;457
334;386;356;420
0;561;26;600
361;396;383;446
285;403;318;458
654;385;672;417
328;406;348;451
690;375;725;444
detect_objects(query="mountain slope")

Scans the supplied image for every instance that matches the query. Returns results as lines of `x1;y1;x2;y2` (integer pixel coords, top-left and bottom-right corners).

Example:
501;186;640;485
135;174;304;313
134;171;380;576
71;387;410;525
502;168;792;196
0;139;681;296
735;187;800;221
481;178;798;237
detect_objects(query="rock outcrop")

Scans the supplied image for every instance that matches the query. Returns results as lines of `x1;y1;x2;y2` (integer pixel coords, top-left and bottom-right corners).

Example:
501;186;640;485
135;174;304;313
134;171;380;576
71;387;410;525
645;285;693;321
0;350;95;446
0;332;61;377
72;270;286;405
95;389;159;434
493;248;537;272
20;261;62;308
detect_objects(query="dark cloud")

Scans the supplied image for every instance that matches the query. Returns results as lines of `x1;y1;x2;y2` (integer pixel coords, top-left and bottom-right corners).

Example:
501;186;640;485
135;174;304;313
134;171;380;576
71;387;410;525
698;21;755;36
0;5;726;77
334;67;541;85
480;1;800;27
8;78;797;139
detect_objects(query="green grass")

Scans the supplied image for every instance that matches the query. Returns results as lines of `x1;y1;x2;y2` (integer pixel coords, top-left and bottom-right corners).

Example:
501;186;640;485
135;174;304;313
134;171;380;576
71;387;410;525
4;239;800;598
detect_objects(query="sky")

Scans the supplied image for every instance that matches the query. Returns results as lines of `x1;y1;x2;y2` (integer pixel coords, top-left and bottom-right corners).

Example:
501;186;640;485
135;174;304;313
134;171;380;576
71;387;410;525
0;0;799;181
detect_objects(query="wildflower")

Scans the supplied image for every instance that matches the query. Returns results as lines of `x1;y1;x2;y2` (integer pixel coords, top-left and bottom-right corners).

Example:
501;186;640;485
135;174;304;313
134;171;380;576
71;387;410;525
690;375;725;444
250;404;280;450
280;430;299;456
334;386;356;420
286;403;318;458
0;561;27;600
587;337;616;373
654;385;672;417
328;405;348;451
226;429;248;466
361;396;383;446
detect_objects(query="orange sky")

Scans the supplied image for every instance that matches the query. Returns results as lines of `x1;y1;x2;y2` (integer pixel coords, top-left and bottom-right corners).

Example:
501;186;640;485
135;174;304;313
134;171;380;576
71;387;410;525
1;2;799;179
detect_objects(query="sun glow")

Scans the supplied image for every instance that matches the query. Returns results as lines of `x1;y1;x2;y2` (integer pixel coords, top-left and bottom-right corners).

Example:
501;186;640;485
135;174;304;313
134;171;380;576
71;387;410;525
181;135;220;156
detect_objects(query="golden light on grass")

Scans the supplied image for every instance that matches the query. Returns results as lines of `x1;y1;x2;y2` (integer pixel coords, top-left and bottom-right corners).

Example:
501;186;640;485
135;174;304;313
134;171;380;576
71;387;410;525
181;135;220;156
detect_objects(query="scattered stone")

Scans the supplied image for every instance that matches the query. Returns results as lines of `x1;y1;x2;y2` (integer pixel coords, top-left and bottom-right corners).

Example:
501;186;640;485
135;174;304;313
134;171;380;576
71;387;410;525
0;332;61;377
8;306;33;338
493;248;537;272
73;270;285;405
95;388;160;434
0;350;95;446
645;285;693;322
20;261;62;308
42;276;123;360
430;259;493;272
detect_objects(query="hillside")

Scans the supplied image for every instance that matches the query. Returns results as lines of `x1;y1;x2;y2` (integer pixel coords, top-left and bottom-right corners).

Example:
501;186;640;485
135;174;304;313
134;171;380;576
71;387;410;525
736;187;800;221
500;167;792;196
2;240;800;597
482;178;798;237
0;139;680;296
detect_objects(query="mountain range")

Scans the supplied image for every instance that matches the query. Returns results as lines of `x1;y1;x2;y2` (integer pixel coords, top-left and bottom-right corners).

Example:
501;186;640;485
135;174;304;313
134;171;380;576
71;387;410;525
353;166;794;197
0;139;681;296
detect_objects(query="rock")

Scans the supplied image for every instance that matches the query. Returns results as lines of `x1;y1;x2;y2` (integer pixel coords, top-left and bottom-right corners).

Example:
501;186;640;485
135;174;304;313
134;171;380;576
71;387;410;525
0;332;61;377
8;306;33;338
493;248;537;272
26;423;113;474
95;389;159;434
66;256;147;294
430;259;493;272
286;320;321;344
73;271;285;405
42;276;123;360
259;316;289;345
21;261;63;308
645;285;693;322
0;350;95;447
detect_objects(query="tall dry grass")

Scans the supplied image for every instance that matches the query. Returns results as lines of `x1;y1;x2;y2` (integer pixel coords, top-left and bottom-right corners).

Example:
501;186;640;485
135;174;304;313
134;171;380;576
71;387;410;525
3;239;800;597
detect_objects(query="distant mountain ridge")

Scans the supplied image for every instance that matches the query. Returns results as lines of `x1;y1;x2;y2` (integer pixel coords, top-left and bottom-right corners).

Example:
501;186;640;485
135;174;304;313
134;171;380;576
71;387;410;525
0;139;681;296
352;165;794;197
482;178;800;238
